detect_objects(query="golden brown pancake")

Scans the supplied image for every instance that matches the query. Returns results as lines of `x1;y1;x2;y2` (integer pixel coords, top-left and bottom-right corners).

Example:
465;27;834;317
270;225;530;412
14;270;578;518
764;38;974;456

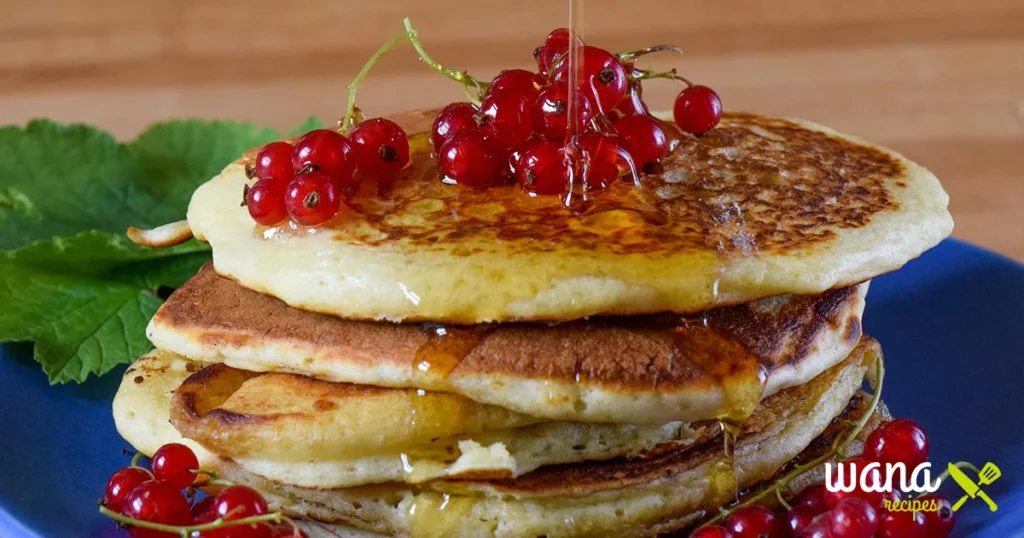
148;264;867;424
187;110;951;323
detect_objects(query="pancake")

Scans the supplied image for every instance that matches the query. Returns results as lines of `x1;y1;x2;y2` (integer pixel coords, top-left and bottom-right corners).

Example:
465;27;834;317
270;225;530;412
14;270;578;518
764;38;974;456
167;358;694;488
114;338;883;538
186;109;951;324
148;265;867;424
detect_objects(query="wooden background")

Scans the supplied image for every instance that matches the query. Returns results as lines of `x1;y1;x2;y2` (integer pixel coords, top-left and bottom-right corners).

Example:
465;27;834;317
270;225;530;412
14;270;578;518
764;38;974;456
4;0;1022;259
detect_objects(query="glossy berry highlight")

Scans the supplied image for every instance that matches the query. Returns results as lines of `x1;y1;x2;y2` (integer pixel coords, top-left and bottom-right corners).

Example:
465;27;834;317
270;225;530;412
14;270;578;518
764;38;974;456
615;114;668;170
104;467;153;513
122;480;191;537
863;419;930;469
291;129;355;187
285;172;341;226
438;128;503;187
150;443;199;489
431;102;480;151
254;142;295;184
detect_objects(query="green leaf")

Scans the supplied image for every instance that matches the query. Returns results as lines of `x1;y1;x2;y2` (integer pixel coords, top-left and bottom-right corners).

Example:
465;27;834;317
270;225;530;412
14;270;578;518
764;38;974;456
0;118;290;383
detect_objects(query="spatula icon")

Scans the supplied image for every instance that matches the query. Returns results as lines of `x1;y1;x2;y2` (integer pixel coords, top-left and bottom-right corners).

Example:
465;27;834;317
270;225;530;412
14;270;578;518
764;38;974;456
949;462;1001;512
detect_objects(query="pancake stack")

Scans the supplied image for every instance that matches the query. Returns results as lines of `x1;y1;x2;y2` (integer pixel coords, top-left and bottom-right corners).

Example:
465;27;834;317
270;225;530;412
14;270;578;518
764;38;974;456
113;110;952;537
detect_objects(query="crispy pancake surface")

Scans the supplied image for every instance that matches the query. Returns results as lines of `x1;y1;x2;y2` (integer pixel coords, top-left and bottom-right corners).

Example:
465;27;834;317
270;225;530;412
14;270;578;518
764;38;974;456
187;110;951;323
115;339;883;538
149;265;867;424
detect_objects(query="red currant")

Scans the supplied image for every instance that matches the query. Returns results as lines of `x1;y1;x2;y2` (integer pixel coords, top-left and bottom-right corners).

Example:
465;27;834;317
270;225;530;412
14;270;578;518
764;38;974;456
690;525;732;538
348;118;410;180
725;505;783;538
151;443;199;489
104;467;153;513
291;129;355;187
533;83;594;140
615;114;668;170
122;480;191;537
878;507;927;538
864;419;930;469
253;142;295;184
612;81;649;119
284;172;341;226
487;69;543;102
438;128;503;187
828;498;879;538
800;517;834;538
513;139;567;195
534;28;582;76
673;85;723;135
212;485;269;538
793;484;829;515
824;457;885;508
577;132;619;190
785;505;818;536
478;89;535;150
191;496;216;523
552;45;628;112
919;495;955;538
431;102;479;151
246;179;288;226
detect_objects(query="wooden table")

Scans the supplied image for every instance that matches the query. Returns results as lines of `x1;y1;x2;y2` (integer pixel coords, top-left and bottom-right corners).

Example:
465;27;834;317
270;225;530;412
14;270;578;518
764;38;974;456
4;0;1022;259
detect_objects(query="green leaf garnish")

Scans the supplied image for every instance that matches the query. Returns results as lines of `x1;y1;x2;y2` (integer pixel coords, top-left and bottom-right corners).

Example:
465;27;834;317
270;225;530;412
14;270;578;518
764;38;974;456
0;118;304;383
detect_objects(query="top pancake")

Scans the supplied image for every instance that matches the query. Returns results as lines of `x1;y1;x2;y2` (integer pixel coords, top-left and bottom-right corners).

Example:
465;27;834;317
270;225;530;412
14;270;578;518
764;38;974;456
187;110;951;323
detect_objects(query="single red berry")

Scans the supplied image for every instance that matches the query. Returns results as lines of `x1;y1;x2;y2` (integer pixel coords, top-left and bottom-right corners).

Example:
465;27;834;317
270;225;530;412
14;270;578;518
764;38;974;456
878;507;927;538
577;132;620;190
533;83;594;140
824;457;885;508
478;89;535;150
348;118;410;180
919;495;955;538
122;480;191;538
611;81;649;119
513;139;567;196
725;505;783;538
190;496;216;522
829;498;879;538
864;419;930;469
690;525;732;538
552;45;628;112
104;467;153;513
246;179;288;226
615;114;668;171
785;505;819;536
487;69;544;102
438;128;504;187
284;172;341;226
212;486;269;538
800;516;835;538
674;85;723;135
151;443;199;489
253;142;295;184
291;129;355;187
535;28;582;76
793;484;830;515
431;102;479;151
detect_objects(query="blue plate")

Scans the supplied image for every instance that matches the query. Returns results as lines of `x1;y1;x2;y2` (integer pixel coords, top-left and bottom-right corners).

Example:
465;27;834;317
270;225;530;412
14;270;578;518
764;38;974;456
1;238;1022;538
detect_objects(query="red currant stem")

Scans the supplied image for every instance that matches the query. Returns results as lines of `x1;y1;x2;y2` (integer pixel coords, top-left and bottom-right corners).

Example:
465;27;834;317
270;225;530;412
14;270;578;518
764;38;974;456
403;18;488;105
617;44;684;63
98;505;283;537
629;67;695;88
130;452;145;467
924;461;982;492
699;353;886;528
341;31;411;134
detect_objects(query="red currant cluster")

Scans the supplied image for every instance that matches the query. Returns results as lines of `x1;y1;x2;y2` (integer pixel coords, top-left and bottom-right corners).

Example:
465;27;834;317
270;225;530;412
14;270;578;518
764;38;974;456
245;119;411;227
101;443;303;538
692;419;956;538
431;28;723;196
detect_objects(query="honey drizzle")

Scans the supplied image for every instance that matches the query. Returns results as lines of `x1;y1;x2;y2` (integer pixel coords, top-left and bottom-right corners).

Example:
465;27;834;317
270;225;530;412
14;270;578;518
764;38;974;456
405;492;475;538
411;324;486;378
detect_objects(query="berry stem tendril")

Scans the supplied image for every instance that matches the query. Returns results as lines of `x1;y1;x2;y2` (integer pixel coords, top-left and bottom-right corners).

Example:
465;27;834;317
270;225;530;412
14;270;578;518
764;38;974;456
701;352;885;527
617;44;684;63
403;18;488;104
98;505;287;538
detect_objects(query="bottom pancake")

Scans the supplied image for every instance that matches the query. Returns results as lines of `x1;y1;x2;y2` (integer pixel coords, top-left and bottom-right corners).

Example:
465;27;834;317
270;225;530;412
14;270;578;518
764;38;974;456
113;339;883;537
